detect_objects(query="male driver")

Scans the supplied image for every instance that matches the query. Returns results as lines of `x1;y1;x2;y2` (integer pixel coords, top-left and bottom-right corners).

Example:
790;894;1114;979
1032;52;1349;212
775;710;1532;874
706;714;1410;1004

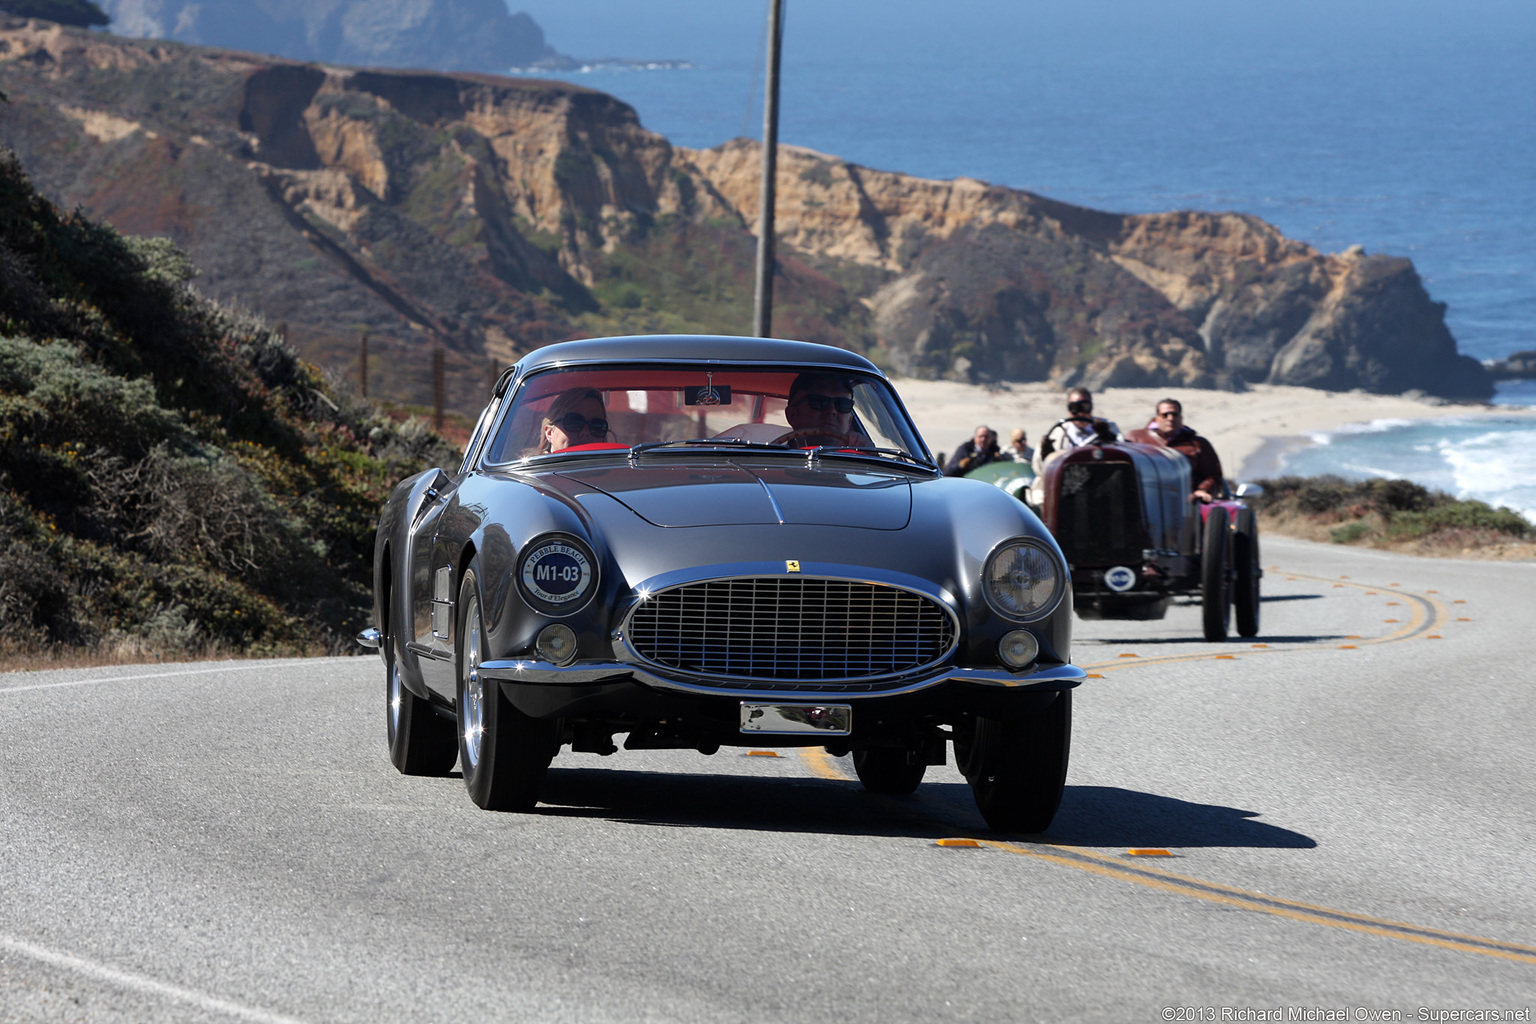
781;373;865;445
1152;398;1224;502
944;425;1000;476
1031;387;1120;478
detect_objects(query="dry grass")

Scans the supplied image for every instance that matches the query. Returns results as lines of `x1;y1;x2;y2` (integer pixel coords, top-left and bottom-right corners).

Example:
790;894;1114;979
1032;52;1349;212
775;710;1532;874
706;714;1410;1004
1258;511;1536;561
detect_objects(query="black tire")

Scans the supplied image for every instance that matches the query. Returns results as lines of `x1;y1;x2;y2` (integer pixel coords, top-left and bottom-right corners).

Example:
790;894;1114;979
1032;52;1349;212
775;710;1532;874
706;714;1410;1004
456;560;557;811
961;691;1072;833
1201;504;1231;642
1233;507;1261;638
385;618;458;776
852;748;927;794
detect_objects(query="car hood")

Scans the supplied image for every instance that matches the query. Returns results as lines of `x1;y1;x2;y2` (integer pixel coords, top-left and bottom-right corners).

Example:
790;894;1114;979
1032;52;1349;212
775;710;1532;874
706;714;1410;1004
548;462;913;529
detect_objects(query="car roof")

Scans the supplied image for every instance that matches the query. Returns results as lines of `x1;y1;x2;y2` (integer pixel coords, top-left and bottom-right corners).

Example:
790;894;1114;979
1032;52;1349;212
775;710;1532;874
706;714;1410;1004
514;335;884;375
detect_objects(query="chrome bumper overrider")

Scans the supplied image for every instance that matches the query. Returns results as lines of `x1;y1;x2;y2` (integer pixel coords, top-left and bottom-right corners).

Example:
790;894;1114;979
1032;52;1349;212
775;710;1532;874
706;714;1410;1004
474;658;1086;699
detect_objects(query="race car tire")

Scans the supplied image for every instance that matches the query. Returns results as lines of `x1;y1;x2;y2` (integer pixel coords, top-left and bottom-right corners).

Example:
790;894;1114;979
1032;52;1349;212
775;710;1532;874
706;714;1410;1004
457;559;557;811
963;691;1072;833
1233;507;1262;638
852;748;927;794
1201;504;1232;642
385;622;458;776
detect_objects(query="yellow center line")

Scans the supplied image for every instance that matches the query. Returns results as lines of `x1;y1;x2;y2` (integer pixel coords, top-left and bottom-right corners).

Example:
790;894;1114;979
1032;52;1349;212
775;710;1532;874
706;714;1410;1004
1082;567;1450;672
979;840;1536;965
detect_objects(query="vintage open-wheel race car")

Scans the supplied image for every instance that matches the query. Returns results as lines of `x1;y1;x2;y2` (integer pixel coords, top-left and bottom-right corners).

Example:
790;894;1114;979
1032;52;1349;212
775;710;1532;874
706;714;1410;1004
1032;424;1262;641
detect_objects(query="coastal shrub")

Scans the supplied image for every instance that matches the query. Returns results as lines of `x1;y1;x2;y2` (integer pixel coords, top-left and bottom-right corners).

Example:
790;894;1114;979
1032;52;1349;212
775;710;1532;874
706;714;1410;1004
0;147;460;663
1253;475;1533;551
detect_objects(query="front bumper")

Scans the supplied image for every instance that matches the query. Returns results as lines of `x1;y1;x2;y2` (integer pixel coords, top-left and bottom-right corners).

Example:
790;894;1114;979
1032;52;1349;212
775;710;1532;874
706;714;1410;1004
477;657;1084;737
475;657;1084;697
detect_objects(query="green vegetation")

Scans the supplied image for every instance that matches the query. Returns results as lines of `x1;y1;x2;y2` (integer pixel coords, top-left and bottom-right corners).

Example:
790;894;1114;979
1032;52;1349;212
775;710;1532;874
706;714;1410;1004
1252;475;1533;550
0;0;107;27
0;149;457;664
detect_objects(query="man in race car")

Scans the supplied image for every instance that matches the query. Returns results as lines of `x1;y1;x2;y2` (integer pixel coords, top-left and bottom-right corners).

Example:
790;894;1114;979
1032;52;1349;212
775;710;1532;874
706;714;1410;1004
1151;397;1224;502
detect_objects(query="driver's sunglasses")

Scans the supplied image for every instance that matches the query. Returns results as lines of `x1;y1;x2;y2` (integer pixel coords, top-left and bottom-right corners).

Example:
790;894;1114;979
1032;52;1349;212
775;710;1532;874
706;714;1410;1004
795;393;855;414
558;413;609;437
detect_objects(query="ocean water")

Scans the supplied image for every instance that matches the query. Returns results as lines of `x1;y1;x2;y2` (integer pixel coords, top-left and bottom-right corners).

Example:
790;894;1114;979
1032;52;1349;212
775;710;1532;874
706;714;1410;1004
515;0;1535;512
1281;415;1536;522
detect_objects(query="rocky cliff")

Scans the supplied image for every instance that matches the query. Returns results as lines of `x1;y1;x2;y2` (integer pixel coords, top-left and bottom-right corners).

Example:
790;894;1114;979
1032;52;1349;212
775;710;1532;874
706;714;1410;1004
0;19;1492;411
96;0;564;72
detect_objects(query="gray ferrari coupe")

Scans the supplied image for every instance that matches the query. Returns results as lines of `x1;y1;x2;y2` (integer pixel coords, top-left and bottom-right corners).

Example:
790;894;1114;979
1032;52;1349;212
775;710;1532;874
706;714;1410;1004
358;335;1085;831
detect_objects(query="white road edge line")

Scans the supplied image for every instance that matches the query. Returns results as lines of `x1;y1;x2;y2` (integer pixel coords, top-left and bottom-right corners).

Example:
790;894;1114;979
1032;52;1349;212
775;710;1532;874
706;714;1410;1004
0;934;313;1024
0;659;356;695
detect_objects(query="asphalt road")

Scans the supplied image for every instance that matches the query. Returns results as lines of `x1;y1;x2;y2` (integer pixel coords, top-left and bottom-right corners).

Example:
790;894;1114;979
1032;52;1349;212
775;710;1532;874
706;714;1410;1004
3;535;1534;1023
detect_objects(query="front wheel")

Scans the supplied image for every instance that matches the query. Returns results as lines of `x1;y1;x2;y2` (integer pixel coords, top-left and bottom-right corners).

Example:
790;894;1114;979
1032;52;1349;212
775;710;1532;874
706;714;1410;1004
385;627;458;776
852;748;926;794
457;560;557;811
960;691;1072;833
1233;507;1261;638
1201;504;1231;641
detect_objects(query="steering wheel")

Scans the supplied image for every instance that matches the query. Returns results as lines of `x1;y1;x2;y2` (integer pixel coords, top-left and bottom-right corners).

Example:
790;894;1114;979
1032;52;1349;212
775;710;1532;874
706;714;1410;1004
771;428;859;448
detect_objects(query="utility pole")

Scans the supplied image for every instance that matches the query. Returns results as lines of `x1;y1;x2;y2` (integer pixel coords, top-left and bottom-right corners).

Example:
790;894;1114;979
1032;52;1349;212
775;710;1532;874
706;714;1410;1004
432;346;444;432
751;0;784;339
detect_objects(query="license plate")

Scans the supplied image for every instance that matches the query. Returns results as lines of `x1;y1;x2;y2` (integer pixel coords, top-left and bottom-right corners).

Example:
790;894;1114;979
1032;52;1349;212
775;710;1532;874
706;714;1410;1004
739;703;852;735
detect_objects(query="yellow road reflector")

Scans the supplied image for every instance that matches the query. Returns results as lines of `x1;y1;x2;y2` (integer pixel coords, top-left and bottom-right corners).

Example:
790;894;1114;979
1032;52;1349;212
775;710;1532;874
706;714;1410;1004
746;750;782;757
1127;848;1174;857
1366;590;1377;595
1386;601;1401;606
1389;582;1400;586
1427;589;1439;593
1216;655;1236;660
1286;577;1297;581
1426;635;1443;640
1086;673;1105;679
1384;619;1400;623
1346;635;1362;639
937;838;982;848
1251;643;1270;648
1339;645;1358;650
1119;653;1139;658
1454;599;1467;604
1339;575;1350;579
1457;617;1472;622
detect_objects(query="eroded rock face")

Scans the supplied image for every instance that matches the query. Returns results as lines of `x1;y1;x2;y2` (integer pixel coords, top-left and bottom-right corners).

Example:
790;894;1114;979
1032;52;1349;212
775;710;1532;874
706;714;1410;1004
96;0;562;72
0;20;1492;406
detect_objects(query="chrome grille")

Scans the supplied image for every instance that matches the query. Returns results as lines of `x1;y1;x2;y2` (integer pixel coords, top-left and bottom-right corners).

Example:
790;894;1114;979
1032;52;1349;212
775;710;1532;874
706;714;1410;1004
626;577;955;683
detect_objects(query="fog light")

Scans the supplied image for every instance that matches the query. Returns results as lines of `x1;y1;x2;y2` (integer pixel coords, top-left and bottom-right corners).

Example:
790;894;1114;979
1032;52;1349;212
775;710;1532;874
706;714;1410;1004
535;623;578;664
998;629;1039;669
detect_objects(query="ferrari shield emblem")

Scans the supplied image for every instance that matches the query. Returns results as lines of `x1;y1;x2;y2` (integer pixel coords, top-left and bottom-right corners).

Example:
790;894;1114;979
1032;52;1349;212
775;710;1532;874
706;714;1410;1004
785;560;801;573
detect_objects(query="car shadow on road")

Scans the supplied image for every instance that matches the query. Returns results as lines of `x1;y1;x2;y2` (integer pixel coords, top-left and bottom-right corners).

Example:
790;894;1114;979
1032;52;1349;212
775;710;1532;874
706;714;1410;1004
1038;785;1317;848
538;766;955;838
536;768;1315;849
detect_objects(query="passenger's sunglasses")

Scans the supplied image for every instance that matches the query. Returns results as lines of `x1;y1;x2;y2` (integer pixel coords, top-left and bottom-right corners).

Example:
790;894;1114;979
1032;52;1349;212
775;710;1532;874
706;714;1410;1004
794;393;855;413
557;413;608;437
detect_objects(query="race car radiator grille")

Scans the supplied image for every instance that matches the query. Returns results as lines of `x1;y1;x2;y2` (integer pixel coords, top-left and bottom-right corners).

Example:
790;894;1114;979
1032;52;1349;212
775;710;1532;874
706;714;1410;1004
627;577;955;683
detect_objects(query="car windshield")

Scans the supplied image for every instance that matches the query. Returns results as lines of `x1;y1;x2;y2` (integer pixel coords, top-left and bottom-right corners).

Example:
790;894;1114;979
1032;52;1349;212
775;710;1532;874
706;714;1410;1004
482;365;931;466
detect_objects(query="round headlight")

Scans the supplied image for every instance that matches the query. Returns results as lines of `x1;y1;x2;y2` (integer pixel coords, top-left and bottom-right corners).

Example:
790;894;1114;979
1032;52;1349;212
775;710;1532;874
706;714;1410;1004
518;534;597;614
983;540;1063;620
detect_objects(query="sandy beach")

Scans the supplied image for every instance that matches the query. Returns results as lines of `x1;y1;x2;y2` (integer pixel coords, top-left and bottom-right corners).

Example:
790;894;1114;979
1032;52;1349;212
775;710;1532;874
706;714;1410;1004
890;379;1536;481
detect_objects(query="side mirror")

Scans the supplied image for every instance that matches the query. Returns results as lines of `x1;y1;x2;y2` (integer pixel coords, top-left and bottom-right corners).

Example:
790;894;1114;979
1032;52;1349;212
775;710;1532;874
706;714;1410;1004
1234;482;1265;499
